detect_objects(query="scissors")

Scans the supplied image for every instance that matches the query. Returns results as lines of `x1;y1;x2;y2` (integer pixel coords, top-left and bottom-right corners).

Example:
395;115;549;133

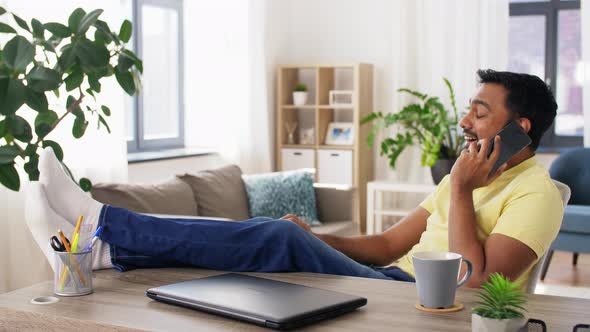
50;235;71;252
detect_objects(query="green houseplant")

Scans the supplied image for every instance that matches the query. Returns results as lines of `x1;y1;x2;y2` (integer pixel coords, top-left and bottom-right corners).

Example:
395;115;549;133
0;7;142;192
361;78;464;184
472;273;528;332
293;83;308;106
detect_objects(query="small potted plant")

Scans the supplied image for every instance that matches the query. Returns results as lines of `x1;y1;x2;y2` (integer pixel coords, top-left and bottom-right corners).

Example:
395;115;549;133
472;273;528;332
293;83;308;106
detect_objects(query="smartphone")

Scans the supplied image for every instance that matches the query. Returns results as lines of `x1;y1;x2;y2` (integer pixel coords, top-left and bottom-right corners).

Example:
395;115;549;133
486;121;532;175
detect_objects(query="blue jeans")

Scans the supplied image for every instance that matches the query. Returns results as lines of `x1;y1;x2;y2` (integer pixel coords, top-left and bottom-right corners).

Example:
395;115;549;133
97;205;414;282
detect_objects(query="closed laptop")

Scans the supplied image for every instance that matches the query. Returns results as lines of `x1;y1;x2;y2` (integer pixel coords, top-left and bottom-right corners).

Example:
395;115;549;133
146;273;367;330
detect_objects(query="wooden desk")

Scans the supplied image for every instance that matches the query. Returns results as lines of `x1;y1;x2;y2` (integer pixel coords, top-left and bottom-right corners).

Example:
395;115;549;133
0;268;588;331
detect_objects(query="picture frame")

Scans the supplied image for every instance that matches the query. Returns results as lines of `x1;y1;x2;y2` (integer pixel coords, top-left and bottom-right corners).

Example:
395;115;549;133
325;122;354;145
329;90;354;107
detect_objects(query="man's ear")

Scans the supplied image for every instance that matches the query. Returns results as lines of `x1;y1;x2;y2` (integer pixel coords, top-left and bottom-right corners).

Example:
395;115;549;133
516;118;532;134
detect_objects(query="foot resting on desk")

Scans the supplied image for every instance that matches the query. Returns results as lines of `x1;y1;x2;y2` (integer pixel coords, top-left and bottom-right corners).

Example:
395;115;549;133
35;147;112;270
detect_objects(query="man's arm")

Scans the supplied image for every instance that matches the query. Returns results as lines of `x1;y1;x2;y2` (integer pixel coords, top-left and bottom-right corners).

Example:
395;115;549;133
282;206;429;266
449;186;537;287
449;136;537;287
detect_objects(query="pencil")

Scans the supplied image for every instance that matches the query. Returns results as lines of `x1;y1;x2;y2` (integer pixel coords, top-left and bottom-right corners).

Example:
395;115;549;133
71;215;84;252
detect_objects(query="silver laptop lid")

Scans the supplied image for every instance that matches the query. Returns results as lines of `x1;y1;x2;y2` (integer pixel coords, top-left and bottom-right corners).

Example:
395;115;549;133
147;273;366;324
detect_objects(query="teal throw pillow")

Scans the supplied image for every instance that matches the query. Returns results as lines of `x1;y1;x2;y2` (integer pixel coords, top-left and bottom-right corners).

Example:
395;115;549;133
242;169;320;225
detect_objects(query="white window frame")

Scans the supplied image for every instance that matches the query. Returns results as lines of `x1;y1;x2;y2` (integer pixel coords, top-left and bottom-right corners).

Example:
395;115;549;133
127;0;185;152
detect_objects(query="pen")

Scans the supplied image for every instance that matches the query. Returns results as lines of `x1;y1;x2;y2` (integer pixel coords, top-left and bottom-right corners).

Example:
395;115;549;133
83;226;103;251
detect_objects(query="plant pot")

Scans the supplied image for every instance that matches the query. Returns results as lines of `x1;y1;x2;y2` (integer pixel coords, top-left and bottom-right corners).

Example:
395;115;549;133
430;158;456;184
471;313;527;332
293;91;308;106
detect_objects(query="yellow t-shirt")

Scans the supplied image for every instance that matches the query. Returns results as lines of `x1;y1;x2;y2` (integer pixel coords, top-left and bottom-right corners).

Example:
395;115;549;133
395;157;564;287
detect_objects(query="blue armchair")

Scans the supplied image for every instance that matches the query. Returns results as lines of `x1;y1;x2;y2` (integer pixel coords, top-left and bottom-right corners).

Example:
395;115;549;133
540;148;590;280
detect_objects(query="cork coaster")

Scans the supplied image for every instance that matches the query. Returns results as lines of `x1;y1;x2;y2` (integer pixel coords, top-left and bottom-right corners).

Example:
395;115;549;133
415;303;464;313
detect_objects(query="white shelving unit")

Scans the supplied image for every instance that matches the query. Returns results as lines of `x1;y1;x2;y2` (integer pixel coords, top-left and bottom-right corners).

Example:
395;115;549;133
366;181;436;235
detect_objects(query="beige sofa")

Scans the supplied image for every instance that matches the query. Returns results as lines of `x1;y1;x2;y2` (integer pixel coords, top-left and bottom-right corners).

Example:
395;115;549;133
90;165;359;236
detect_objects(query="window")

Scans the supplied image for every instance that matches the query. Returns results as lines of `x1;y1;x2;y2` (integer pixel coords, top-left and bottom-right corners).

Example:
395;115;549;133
127;0;184;152
509;0;582;148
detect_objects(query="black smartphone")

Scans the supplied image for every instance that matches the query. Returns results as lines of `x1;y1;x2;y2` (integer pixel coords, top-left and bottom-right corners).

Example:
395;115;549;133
486;120;532;175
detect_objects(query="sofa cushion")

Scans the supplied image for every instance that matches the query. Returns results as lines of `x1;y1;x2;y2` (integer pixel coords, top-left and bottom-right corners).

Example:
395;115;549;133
242;169;319;225
177;165;250;220
91;177;198;215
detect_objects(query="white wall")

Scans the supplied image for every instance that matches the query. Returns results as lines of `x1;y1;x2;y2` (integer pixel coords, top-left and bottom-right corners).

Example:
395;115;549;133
128;154;228;184
279;0;398;180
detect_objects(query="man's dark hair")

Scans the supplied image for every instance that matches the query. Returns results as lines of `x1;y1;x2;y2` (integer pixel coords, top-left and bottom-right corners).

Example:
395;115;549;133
476;69;557;149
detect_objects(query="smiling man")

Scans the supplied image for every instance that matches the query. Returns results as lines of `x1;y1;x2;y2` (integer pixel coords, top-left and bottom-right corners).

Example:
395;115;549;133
285;69;564;287
31;69;564;288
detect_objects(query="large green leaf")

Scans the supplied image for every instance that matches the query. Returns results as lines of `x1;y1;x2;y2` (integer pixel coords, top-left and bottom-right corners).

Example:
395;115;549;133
12;14;29;32
94;20;116;44
27;66;62;92
79;177;92;192
0;78;25;115
0;7;6;16
0;120;6;137
119;19;132;43
72;115;88;138
76;39;109;70
0;145;19;164
98;114;110;133
122;49;143;73
0;163;20;191
87;74;101;92
77;9;103;35
0;22;16;33
117;52;135;72
42;140;63;161
8;115;32;142
3;36;34;72
24;154;39;181
101;105;111;116
114;67;135;96
66;95;83;117
64;65;83;91
34;110;58;137
31;18;44;38
58;45;76;71
44;22;70;38
24;87;49;112
94;27;111;45
41;40;56;53
68;8;86;32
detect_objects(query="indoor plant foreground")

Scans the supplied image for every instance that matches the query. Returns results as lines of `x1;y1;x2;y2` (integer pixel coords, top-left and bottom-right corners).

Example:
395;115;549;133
472;273;528;332
0;6;142;192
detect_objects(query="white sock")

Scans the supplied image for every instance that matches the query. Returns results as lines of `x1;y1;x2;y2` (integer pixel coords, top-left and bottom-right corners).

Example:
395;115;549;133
26;184;113;270
38;147;103;239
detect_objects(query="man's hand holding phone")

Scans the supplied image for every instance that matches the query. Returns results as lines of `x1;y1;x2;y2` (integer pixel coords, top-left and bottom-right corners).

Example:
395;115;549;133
450;135;508;192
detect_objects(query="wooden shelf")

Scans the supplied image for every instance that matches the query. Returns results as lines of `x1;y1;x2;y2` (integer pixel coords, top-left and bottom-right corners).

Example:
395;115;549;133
281;144;315;149
282;105;316;109
318;145;354;150
277;63;374;233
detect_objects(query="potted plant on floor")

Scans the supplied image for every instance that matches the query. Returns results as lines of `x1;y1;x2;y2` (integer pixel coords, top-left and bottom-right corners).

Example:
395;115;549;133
293;83;308;106
0;6;142;192
361;78;464;184
472;273;528;332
